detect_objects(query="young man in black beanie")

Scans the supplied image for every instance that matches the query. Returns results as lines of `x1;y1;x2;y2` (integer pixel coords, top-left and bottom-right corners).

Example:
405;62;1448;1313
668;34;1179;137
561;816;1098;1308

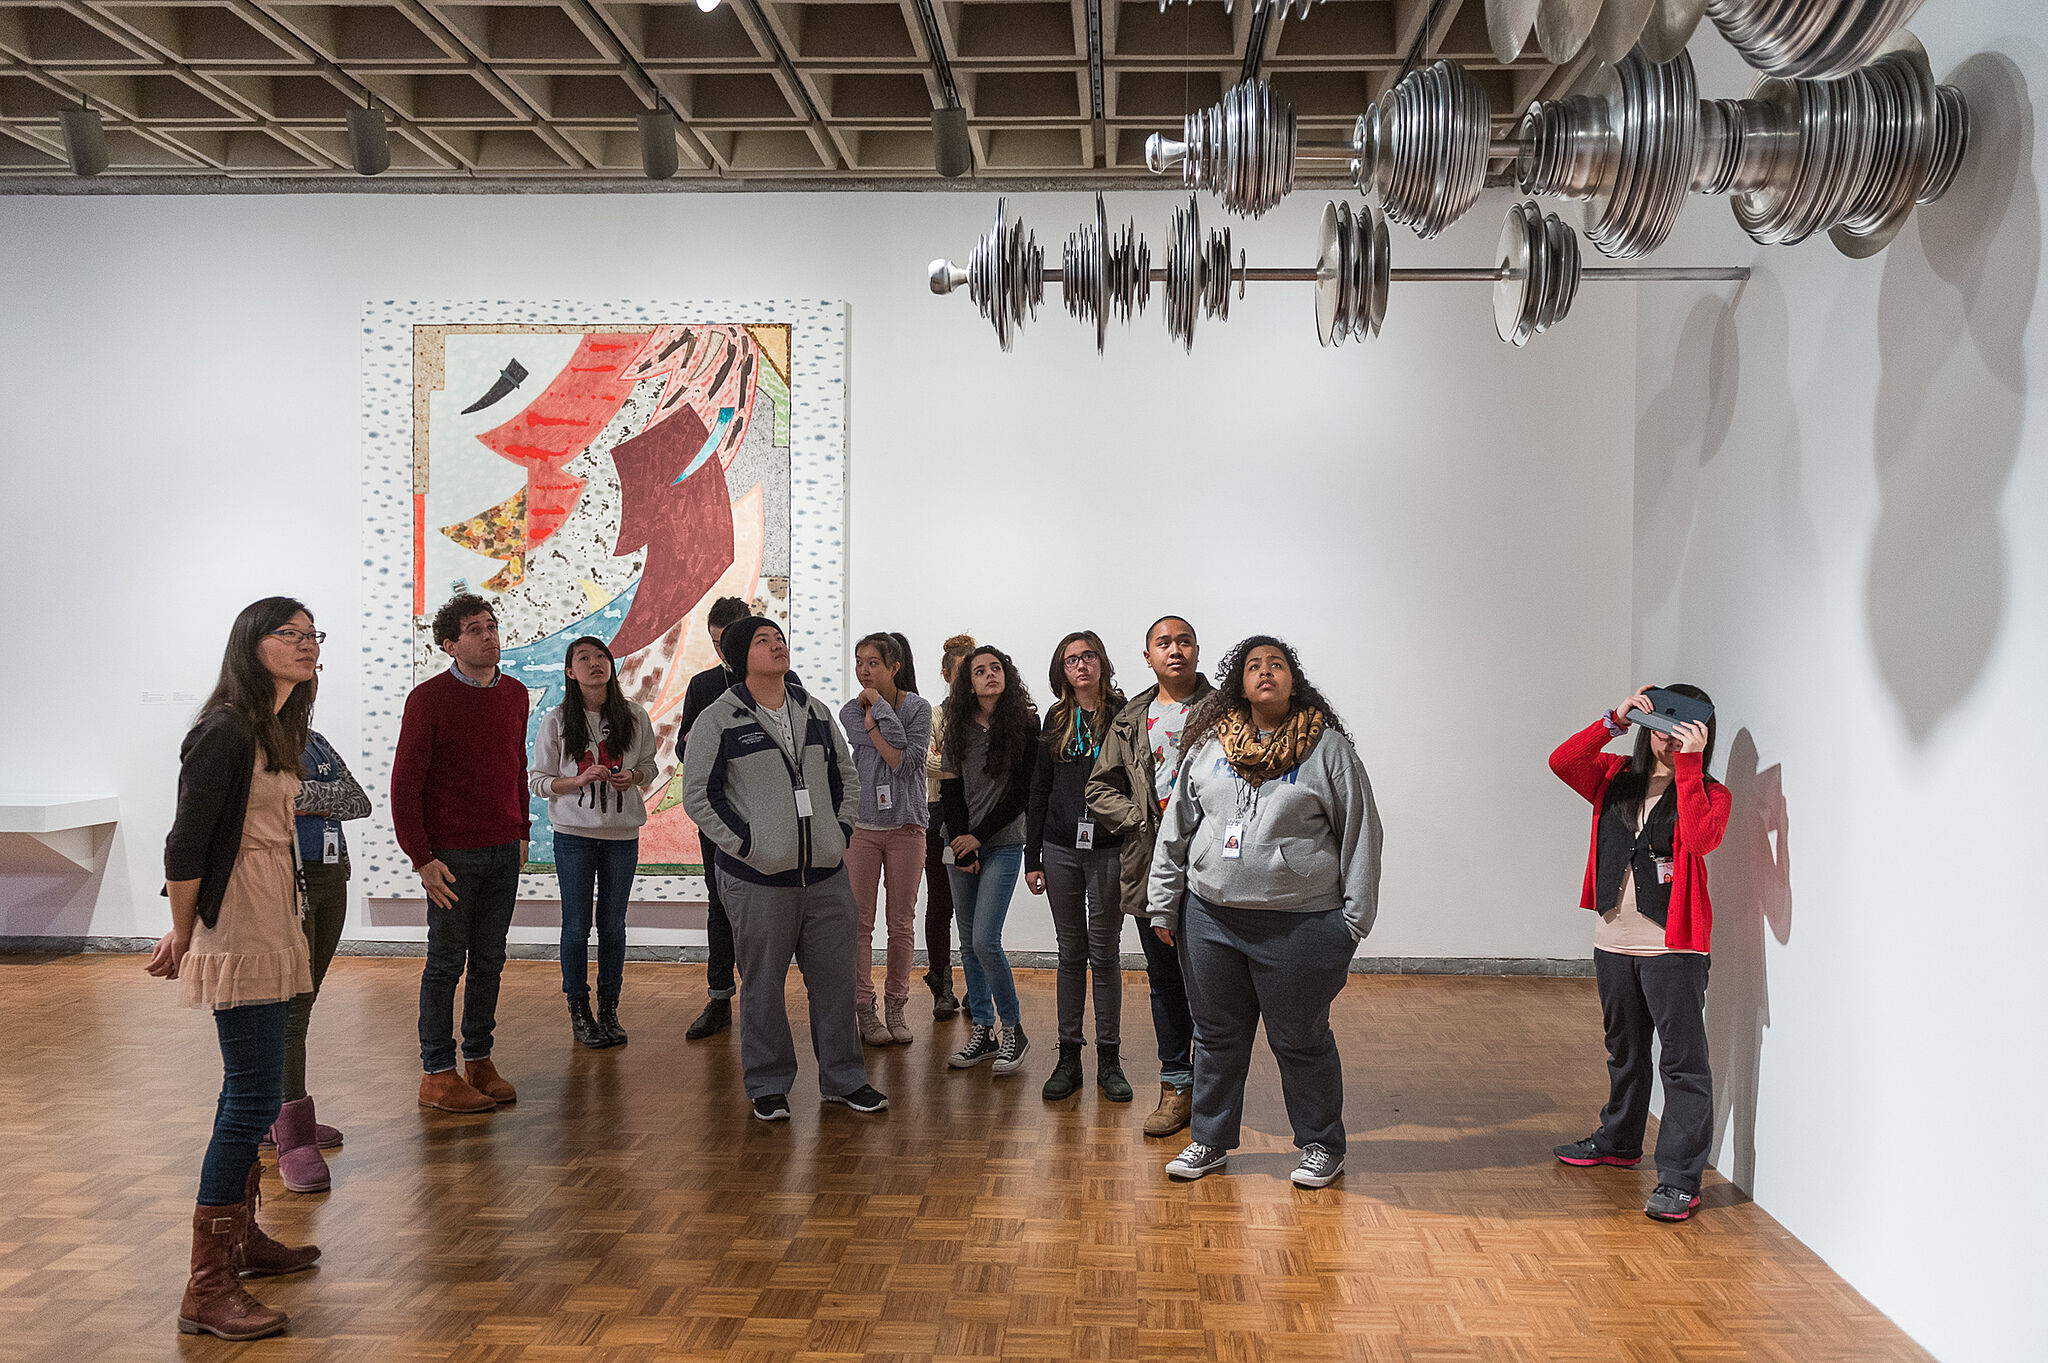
680;617;885;1120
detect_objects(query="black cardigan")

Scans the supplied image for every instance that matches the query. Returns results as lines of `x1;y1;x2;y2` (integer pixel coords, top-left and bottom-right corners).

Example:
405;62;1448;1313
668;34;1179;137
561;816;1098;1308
162;709;258;930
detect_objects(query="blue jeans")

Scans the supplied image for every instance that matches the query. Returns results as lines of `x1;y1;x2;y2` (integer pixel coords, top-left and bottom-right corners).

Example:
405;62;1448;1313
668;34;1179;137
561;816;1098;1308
948;843;1023;1027
418;842;520;1073
198;1001;287;1204
1139;917;1194;1089
555;831;637;1000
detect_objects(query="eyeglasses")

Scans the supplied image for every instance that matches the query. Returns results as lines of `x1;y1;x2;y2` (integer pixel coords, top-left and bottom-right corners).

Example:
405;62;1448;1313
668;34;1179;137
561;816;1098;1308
269;629;326;647
1063;651;1101;670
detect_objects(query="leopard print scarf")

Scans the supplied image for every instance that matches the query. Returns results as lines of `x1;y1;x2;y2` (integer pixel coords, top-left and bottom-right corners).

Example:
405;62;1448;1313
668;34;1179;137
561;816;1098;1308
1216;706;1325;787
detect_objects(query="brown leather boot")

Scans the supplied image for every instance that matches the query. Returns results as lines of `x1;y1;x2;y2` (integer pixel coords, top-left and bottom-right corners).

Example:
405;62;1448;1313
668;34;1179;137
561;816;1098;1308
177;1203;288;1341
418;1068;495;1112
237;1163;321;1279
464;1057;516;1104
1143;1083;1193;1138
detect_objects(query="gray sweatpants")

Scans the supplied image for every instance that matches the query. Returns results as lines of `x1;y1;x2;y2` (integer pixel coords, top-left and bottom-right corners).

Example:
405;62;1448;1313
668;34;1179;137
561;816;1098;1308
718;867;869;1101
1043;844;1124;1047
1183;893;1353;1155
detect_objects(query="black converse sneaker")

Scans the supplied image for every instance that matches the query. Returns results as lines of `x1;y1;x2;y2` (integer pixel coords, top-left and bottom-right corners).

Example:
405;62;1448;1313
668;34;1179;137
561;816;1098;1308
751;1093;791;1122
1164;1141;1227;1181
992;1024;1031;1076
949;1023;1000;1068
1290;1143;1344;1188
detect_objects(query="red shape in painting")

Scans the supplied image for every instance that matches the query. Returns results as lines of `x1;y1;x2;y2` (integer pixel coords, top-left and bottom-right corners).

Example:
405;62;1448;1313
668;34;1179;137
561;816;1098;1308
609;404;735;658
475;333;648;546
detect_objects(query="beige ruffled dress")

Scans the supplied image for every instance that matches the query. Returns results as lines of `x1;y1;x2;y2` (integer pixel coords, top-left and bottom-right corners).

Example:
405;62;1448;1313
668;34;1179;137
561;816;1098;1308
180;757;315;1010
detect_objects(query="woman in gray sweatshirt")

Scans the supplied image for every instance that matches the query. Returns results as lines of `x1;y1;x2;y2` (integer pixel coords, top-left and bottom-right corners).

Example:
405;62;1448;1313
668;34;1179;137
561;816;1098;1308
1147;635;1383;1190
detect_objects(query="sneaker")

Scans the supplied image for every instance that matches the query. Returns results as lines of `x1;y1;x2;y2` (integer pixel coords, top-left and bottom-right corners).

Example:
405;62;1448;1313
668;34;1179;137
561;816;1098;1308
1645;1184;1702;1222
751;1093;791;1122
1164;1141;1227;1181
993;1025;1031;1076
687;997;732;1041
949;1023;1001;1068
1554;1135;1643;1168
1290;1143;1344;1188
824;1084;889;1113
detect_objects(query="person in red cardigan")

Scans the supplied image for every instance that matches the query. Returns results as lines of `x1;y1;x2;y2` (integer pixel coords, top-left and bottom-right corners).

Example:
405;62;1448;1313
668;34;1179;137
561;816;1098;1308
1548;684;1730;1223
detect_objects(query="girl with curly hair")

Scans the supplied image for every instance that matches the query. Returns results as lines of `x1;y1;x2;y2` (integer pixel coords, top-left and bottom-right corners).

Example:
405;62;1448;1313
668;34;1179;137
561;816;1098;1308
1149;636;1383;1189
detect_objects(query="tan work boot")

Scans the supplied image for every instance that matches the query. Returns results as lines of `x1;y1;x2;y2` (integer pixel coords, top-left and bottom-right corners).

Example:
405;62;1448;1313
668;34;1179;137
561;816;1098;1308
418;1069;494;1113
856;1001;892;1046
1143;1083;1193;1138
884;998;912;1044
177;1203;288;1341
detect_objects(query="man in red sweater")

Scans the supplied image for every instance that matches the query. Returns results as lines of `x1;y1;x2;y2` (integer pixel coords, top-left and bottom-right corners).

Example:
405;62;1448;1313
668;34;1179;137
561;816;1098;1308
392;593;532;1113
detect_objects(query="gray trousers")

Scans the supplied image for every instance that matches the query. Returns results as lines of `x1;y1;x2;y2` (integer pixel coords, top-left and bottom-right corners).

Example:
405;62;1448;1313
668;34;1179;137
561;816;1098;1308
1184;893;1353;1155
1042;844;1124;1048
718;866;869;1101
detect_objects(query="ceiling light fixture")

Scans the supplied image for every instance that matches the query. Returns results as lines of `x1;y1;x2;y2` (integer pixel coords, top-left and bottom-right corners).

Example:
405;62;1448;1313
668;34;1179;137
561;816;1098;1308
638;109;680;179
346;99;391;176
58;100;108;178
696;0;721;12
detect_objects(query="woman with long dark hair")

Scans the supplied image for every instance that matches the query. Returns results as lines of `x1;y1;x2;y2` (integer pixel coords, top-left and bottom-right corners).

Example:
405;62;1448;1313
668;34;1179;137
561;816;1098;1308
842;631;933;1047
1024;630;1131;1104
1149;636;1382;1189
921;634;976;1018
1549;684;1730;1222
149;597;323;1341
531;635;656;1049
939;645;1037;1076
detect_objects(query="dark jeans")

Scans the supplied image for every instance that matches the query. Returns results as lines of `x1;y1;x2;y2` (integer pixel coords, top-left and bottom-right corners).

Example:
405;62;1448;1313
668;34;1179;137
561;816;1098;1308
1184;894;1354;1155
1138;918;1194;1089
701;831;735;999
283;858;348;1101
198;1001;288;1204
1593;948;1714;1195
1043;844;1124;1047
418;842;520;1074
923;810;954;982
556;831;637;1000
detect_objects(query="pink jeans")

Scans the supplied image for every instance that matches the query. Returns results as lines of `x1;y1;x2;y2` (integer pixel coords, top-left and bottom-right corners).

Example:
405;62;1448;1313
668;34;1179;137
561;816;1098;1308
846;825;926;1005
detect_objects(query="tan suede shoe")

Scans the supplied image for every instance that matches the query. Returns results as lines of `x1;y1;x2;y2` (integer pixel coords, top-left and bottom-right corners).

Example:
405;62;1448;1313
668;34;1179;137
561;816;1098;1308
418;1069;495;1113
1143;1084;1192;1138
464;1058;517;1104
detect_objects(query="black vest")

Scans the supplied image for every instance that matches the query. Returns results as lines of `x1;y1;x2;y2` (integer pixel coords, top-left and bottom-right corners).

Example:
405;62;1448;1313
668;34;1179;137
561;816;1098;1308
1594;782;1677;927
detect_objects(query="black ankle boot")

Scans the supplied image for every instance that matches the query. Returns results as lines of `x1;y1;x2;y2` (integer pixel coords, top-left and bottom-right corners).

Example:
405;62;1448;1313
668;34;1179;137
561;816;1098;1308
1097;1044;1133;1103
686;997;731;1041
1042;1042;1084;1101
596;996;628;1046
569;997;608;1049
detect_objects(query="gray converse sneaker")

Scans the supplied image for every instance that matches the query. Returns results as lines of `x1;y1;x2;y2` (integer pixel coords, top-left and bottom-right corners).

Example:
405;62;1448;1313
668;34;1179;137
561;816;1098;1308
1164;1141;1227;1181
949;1023;1000;1068
992;1024;1030;1076
1290;1143;1344;1188
1645;1183;1702;1222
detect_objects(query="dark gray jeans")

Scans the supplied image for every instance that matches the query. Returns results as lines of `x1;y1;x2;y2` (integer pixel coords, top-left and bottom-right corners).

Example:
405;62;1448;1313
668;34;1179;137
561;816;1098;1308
1183;894;1354;1155
1042;844;1124;1048
1593;948;1714;1195
417;842;520;1074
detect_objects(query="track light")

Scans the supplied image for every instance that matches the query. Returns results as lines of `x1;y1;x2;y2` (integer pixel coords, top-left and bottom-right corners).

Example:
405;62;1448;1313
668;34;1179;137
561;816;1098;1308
346;102;390;176
638;109;680;180
932;105;971;178
58;103;108;178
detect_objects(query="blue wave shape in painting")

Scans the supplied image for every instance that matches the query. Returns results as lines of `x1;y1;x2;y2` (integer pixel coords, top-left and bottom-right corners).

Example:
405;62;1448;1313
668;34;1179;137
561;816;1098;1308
502;578;641;869
676;407;735;484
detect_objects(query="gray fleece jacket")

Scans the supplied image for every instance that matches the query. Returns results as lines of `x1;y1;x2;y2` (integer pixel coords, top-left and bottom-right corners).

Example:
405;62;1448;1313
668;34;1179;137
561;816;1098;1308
1146;726;1383;942
680;679;860;888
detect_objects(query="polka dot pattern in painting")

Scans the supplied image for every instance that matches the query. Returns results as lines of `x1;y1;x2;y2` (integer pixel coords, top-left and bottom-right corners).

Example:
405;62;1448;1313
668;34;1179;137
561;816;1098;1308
357;300;849;901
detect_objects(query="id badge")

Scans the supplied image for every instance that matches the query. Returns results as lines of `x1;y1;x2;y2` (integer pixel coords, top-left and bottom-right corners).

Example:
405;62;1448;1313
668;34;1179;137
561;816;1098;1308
321;824;340;864
1075;818;1095;851
1221;822;1244;860
877;784;894;812
1654;856;1674;885
794;788;814;819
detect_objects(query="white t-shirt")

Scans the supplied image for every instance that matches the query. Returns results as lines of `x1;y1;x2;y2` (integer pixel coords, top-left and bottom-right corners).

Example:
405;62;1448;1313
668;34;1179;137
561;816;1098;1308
1147;695;1194;813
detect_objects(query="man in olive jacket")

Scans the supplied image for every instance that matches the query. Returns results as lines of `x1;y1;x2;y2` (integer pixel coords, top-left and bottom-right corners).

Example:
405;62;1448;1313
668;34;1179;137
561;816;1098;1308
1085;616;1213;1137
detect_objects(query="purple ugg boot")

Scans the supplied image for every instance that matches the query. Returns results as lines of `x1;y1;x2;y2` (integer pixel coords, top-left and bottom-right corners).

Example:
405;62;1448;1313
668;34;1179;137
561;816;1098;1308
261;1096;341;1150
271;1097;331;1194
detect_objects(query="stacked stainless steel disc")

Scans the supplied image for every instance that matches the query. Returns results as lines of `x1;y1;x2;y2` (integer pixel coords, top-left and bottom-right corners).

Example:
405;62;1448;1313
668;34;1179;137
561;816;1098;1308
1705;0;1925;79
1148;78;1296;219
1313;201;1392;347
954;197;1042;353
1357;60;1494;240
1517;49;1699;258
1163;197;1243;353
1062;195;1153;351
1494;202;1585;346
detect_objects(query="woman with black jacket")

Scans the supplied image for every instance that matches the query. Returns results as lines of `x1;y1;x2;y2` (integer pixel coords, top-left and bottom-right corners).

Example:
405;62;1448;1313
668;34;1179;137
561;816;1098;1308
148;597;323;1341
938;645;1037;1077
1024;630;1131;1104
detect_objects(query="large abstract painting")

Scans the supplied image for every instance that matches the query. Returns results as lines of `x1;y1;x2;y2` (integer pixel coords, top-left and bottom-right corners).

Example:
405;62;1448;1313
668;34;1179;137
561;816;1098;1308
357;301;847;900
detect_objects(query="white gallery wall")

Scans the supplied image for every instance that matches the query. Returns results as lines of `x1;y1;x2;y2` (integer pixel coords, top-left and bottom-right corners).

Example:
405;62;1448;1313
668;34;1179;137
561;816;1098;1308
0;184;1640;958
1633;8;2048;1361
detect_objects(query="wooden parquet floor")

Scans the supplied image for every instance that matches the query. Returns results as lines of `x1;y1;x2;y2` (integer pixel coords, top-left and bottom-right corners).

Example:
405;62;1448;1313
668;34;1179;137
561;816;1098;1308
0;954;1925;1363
